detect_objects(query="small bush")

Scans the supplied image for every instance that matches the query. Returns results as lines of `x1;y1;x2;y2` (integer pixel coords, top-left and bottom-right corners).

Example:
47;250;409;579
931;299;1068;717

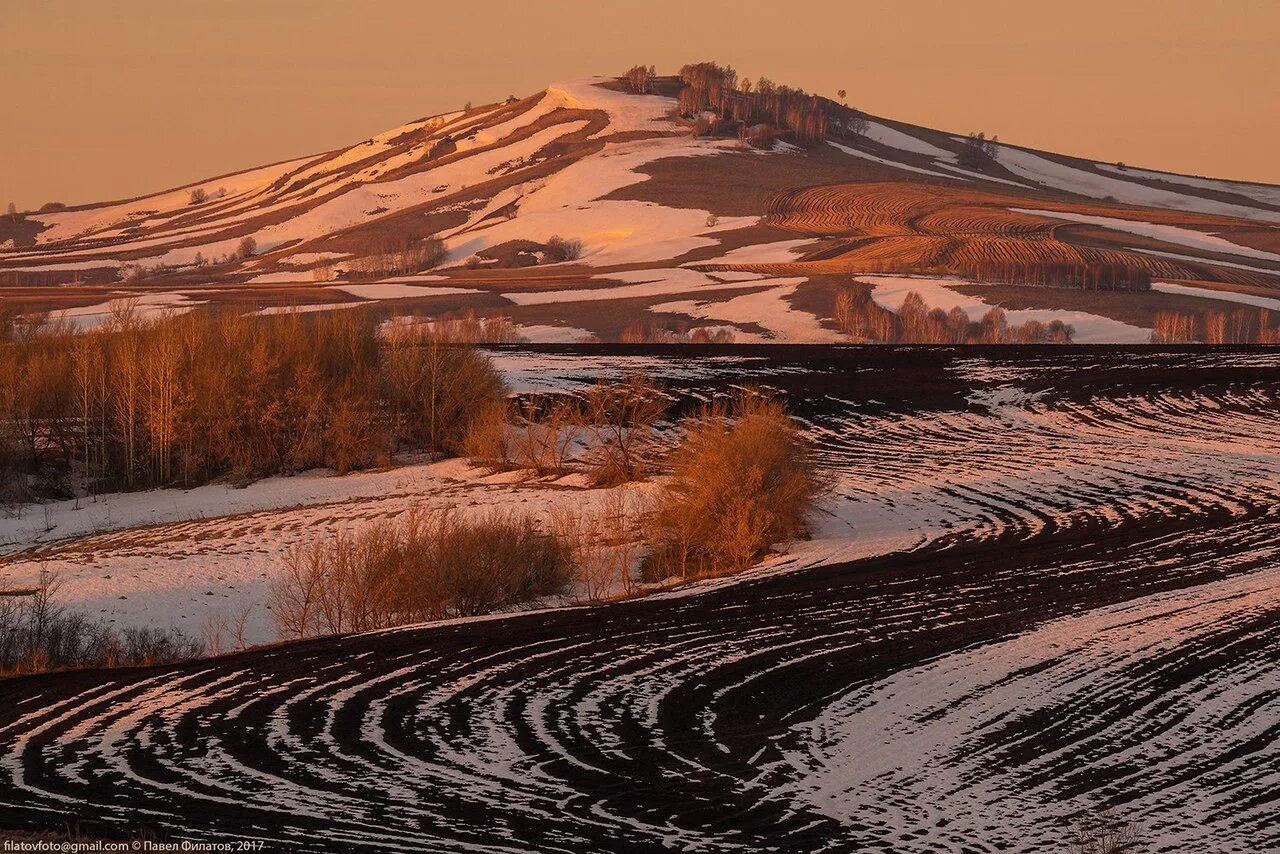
236;235;258;260
189;188;207;206
0;572;202;674
580;374;669;485
645;391;822;580
1066;809;1143;854
544;235;583;262
551;490;642;601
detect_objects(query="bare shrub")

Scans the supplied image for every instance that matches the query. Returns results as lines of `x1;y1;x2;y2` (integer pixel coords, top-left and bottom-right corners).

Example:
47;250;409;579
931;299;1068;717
509;397;581;474
552;490;643;602
382;319;508;454
188;188;207;206
834;284;1074;344
427;309;521;344
1067;809;1143;854
461;398;512;466
269;509;572;639
0;570;202;674
348;235;446;279
236;236;258;260
0;307;506;500
544;235;583;262
579;375;670;485
645;391;822;580
959;131;999;167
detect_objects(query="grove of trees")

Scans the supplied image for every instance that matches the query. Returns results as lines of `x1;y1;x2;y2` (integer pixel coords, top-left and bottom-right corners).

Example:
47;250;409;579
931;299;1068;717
834;283;1075;344
656;61;869;148
0;306;505;505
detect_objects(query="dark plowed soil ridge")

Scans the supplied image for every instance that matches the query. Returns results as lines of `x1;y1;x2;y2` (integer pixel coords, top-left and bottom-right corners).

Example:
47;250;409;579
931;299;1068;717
1;346;1277;853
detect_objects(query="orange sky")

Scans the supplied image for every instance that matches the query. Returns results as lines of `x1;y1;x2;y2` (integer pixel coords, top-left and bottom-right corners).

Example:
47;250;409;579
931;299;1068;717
3;0;1277;209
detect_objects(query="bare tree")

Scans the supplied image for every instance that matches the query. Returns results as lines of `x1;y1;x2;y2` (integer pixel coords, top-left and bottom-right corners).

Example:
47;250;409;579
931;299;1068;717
579;374;669;485
1067;809;1143;854
959;131;1000;167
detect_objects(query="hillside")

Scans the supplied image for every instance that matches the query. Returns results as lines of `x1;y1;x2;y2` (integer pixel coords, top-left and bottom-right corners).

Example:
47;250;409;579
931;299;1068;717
4;69;1280;343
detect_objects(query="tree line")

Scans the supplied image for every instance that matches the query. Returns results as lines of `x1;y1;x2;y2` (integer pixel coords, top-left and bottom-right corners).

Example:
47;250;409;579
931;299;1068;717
834;283;1074;344
1150;307;1280;344
954;259;1152;292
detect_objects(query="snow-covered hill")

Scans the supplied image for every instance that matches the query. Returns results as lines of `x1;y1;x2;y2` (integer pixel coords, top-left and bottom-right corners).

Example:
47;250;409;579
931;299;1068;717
4;74;1280;343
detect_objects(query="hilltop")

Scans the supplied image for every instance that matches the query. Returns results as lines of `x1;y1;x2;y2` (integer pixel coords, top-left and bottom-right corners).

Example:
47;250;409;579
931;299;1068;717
3;63;1280;343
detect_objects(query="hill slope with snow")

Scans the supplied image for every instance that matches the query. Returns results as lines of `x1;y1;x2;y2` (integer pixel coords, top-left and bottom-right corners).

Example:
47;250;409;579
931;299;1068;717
4;74;1280;343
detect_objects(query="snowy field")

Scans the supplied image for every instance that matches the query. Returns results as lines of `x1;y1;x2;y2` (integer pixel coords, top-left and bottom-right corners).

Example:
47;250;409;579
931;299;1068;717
1;347;1278;852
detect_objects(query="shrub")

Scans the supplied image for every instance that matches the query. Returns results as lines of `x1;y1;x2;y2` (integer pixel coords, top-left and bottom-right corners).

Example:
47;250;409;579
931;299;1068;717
236;236;258;260
544;235;583;262
461;398;512;465
579;374;670;485
1066;809;1142;854
645;391;822;580
551;490;642;601
834;284;1075;344
269;509;572;639
189;188;207;206
507;397;581;474
0;571;202;674
348;235;446;279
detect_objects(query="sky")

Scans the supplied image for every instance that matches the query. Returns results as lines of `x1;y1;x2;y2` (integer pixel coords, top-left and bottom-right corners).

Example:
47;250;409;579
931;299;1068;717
2;0;1278;209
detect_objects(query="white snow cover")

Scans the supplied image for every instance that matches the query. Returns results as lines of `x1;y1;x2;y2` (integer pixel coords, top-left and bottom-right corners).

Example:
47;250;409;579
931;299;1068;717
511;323;595;343
28;157;315;244
1097;163;1280;209
830;136;1028;187
827;140;963;182
861;274;1152;343
445;136;757;267
1151;281;1280;312
992;148;1279;222
546;78;679;139
1016;208;1280;263
689;239;817;265
330;283;480;300
50;293;207;329
501;268;771;306
862;121;952;159
652;279;842;343
0;459;648;645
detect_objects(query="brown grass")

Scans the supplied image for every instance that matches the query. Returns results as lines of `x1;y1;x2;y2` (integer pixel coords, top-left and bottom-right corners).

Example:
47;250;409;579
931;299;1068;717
270;509;572;639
